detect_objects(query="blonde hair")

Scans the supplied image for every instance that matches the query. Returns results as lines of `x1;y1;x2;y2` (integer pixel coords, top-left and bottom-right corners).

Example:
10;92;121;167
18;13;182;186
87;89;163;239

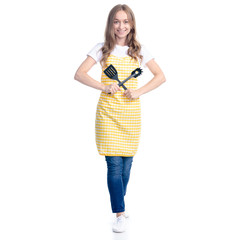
100;4;143;67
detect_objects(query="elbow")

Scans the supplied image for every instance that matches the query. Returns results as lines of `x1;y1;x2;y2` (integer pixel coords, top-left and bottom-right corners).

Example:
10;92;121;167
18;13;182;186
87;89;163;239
156;73;166;86
74;73;79;81
74;71;83;82
159;72;166;84
162;75;166;83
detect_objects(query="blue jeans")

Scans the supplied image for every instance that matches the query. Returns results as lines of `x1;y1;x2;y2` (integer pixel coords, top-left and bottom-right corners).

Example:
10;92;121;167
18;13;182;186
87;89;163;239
105;156;133;213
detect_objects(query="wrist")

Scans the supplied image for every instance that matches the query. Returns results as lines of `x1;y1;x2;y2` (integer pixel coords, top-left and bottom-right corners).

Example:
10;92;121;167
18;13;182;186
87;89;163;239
136;88;143;97
101;83;106;92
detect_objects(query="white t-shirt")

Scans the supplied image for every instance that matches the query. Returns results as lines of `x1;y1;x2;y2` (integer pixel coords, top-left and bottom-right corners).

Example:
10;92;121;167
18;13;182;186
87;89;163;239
87;42;153;67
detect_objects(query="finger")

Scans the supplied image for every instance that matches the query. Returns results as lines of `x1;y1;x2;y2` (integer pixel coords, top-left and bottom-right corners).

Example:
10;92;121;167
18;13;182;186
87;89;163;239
113;87;119;94
111;84;117;92
112;83;119;88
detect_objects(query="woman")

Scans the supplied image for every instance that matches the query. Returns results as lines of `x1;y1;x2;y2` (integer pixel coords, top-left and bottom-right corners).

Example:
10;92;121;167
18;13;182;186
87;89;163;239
74;4;166;233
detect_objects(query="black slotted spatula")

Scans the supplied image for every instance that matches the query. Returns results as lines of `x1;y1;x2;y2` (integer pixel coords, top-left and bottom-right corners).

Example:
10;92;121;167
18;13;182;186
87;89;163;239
104;64;127;90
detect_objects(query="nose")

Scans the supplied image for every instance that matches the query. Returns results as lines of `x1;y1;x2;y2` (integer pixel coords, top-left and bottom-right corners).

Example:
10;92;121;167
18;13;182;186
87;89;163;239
119;21;124;29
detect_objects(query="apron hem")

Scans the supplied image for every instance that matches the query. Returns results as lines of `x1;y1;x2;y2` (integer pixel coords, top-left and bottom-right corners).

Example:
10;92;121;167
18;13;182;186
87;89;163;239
99;153;136;157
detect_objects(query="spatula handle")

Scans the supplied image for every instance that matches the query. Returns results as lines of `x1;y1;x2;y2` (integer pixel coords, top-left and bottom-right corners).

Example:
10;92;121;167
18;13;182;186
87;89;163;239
116;80;127;90
118;74;133;87
107;80;127;94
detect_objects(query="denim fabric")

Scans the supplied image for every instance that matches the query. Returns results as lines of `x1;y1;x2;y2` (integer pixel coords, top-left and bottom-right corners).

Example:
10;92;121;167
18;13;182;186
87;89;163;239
105;156;133;213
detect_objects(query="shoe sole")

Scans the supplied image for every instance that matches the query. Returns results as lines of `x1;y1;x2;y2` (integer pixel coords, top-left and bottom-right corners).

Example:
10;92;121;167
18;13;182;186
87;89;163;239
112;229;126;233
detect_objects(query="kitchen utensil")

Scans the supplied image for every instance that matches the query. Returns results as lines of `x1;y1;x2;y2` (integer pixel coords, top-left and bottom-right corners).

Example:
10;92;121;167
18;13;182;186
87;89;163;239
118;68;143;87
104;64;127;90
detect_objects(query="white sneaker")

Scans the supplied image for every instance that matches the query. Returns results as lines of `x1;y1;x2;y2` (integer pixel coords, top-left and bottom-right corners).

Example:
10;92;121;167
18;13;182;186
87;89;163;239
112;215;126;233
123;212;129;218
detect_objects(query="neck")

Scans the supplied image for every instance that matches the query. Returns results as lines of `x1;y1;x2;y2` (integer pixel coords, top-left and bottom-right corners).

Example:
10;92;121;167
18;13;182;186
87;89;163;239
116;37;127;46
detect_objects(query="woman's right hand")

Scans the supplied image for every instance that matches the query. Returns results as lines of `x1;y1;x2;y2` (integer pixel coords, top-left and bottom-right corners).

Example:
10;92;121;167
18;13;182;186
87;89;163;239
103;83;121;94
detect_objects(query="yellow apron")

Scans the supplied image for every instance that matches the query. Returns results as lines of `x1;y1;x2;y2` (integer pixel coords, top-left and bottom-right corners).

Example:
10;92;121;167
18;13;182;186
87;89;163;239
95;55;141;156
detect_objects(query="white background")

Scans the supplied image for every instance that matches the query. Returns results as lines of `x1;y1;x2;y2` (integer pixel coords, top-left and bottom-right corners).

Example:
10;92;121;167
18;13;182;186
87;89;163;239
0;0;239;239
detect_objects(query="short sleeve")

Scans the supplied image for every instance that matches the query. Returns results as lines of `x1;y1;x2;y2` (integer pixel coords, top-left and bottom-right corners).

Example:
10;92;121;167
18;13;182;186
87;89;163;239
87;43;104;63
140;45;154;67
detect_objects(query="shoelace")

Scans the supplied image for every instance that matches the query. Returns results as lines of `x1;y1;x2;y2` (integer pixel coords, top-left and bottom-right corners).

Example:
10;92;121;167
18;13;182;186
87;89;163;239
117;215;124;223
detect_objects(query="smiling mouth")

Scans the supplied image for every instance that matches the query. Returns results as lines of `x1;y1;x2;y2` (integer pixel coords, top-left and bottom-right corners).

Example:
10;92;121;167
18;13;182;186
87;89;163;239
117;30;127;34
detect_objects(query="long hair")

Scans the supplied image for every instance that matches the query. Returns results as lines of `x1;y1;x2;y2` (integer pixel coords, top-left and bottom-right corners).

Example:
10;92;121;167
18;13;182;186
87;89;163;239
100;4;143;67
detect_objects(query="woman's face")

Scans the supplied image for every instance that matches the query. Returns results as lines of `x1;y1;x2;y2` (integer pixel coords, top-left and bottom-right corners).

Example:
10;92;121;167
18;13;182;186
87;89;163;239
113;10;131;42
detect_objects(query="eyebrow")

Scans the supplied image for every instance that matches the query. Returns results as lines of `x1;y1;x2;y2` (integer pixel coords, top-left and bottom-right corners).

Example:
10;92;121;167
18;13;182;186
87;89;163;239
114;18;129;21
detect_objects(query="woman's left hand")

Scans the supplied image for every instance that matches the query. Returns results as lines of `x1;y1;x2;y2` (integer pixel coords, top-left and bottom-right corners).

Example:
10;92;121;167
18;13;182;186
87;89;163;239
123;89;140;100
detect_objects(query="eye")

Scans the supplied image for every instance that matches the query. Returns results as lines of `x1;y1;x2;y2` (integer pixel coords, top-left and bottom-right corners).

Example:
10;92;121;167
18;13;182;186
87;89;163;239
114;20;119;24
124;20;129;24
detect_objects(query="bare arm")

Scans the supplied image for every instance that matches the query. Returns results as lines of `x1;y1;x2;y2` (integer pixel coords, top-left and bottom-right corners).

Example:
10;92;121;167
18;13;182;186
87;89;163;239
123;59;166;99
138;59;166;96
74;56;120;94
74;56;105;91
